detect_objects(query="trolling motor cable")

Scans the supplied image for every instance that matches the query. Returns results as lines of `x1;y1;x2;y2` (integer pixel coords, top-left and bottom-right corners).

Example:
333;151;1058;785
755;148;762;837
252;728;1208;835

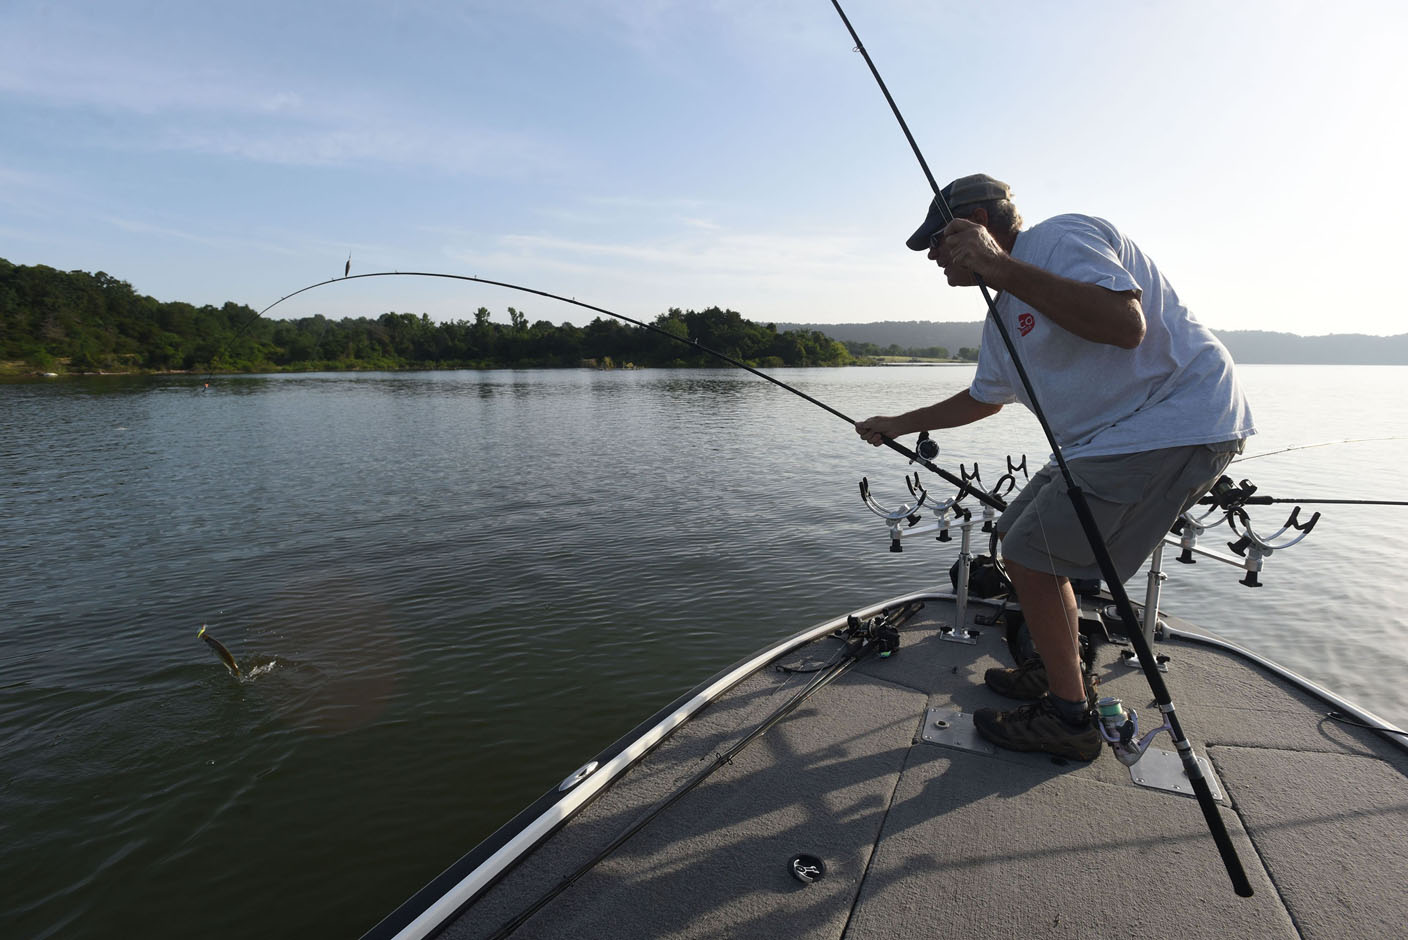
246;270;1006;511
1325;711;1408;737
825;0;1253;896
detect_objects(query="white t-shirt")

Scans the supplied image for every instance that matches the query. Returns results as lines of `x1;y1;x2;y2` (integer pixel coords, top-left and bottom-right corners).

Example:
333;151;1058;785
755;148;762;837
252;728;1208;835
969;214;1255;459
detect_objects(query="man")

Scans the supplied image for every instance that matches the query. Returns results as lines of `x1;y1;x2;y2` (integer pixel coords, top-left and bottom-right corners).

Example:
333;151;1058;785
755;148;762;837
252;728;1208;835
856;174;1254;761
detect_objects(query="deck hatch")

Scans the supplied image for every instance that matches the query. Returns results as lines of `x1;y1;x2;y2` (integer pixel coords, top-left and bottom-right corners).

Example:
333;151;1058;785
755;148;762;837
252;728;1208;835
920;707;997;754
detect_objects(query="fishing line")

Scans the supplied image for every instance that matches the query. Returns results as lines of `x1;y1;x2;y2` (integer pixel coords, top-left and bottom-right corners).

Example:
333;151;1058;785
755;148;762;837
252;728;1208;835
198;281;339;385
244;270;1004;510
826;0;1253;896
1234;437;1408;463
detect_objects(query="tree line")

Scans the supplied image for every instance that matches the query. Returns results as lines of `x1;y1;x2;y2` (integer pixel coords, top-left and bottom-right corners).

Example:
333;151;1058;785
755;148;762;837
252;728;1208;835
0;259;860;373
840;340;979;361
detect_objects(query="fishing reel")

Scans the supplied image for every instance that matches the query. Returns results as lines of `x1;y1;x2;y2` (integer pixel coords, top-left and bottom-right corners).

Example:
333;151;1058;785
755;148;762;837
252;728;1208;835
841;600;923;658
1182;474;1320;587
844;613;901;658
1201;475;1258;512
1094;696;1171;766
911;430;940;463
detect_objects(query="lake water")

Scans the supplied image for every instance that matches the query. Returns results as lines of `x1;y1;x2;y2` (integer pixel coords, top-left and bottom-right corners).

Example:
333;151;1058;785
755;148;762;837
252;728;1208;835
3;364;1406;939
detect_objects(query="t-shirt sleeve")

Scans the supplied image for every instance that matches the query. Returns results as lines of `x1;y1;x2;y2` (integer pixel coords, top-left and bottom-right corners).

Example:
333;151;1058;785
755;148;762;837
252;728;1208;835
1039;222;1142;296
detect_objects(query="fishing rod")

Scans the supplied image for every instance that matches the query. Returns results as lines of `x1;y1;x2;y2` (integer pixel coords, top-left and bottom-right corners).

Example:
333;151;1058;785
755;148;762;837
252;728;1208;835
1201;475;1408;508
249;271;1005;511
1222;497;1408;507
825;0;1254;897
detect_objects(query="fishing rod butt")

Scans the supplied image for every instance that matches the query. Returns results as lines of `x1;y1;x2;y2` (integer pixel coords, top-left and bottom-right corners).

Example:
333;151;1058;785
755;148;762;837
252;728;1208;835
1191;773;1255;897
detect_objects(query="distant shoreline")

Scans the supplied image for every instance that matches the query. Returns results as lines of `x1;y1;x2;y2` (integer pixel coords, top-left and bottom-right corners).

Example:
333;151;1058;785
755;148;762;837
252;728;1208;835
777;320;1408;366
6;360;1405;384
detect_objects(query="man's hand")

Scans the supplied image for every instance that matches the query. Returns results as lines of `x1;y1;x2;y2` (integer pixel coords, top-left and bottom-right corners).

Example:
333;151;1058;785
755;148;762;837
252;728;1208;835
934;218;1008;287
934;218;1145;348
855;416;903;447
855;393;1002;448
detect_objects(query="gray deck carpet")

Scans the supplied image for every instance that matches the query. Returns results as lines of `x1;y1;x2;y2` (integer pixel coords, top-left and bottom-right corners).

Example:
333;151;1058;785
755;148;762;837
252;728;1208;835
434;601;1408;939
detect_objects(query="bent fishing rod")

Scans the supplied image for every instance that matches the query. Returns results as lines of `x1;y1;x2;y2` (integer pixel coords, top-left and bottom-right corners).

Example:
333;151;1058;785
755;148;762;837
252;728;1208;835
249;270;1005;511
826;0;1254;896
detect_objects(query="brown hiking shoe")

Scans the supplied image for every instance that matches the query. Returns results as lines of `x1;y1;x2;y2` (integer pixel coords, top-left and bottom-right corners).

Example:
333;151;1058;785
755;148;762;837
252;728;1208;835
985;659;1099;704
973;695;1102;761
984;658;1050;700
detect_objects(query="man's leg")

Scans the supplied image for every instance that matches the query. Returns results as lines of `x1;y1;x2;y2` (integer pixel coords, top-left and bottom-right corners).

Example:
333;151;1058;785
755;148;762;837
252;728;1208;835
973;550;1100;762
1002;557;1084;702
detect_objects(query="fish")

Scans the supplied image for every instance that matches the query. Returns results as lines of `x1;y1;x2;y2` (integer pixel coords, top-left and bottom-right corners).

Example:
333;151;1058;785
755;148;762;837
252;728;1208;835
197;624;242;678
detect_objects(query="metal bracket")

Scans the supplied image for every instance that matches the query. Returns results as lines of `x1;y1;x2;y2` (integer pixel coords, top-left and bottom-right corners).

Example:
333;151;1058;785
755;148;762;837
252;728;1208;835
938;624;979;645
1118;649;1170;673
920;708;996;754
1128;747;1223;801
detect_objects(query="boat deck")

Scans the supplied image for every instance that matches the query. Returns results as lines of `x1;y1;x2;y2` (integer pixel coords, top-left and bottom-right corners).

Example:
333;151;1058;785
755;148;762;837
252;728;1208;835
428;595;1408;939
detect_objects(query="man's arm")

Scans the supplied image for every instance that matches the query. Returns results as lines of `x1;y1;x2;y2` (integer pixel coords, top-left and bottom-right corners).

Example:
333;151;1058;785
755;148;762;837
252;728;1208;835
855;389;1003;446
942;219;1146;349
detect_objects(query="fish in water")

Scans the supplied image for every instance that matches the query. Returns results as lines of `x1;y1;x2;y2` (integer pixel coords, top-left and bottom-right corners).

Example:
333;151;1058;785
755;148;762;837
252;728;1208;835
197;624;242;678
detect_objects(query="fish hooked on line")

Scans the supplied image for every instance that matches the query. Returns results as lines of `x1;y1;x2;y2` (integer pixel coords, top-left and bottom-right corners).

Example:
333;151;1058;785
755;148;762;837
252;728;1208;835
197;624;241;678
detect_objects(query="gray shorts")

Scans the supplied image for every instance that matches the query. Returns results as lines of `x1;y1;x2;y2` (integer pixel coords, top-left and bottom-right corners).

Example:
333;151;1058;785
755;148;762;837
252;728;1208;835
996;439;1243;583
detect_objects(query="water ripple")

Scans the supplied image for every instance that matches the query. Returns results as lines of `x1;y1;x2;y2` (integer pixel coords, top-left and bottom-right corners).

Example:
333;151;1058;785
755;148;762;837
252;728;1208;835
3;366;1406;940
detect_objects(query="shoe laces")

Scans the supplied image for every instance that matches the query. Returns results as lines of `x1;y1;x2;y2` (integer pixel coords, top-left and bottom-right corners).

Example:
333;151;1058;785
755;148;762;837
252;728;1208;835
1008;695;1058;722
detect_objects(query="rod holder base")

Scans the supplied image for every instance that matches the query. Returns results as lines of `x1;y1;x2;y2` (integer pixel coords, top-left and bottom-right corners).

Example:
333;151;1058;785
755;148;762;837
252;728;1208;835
1129;747;1223;801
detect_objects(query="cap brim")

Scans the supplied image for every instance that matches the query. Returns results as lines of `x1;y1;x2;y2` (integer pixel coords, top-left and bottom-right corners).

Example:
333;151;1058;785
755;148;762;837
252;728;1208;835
905;198;948;251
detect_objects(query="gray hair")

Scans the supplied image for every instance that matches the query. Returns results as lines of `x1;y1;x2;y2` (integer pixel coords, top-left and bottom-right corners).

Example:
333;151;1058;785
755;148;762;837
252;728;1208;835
955;198;1022;238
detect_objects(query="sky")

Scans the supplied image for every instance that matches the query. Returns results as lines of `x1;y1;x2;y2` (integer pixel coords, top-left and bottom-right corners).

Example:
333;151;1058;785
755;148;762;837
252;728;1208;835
2;0;1406;336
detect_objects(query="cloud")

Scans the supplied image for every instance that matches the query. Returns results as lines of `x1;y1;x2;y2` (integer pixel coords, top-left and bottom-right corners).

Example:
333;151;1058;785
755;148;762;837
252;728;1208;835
143;118;551;176
0;7;559;177
508;0;877;57
97;214;400;267
259;91;305;114
457;226;900;294
0;163;65;197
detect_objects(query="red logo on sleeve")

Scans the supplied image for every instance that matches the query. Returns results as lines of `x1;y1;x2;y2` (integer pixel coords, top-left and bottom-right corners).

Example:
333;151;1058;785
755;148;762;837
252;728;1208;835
1018;313;1035;337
